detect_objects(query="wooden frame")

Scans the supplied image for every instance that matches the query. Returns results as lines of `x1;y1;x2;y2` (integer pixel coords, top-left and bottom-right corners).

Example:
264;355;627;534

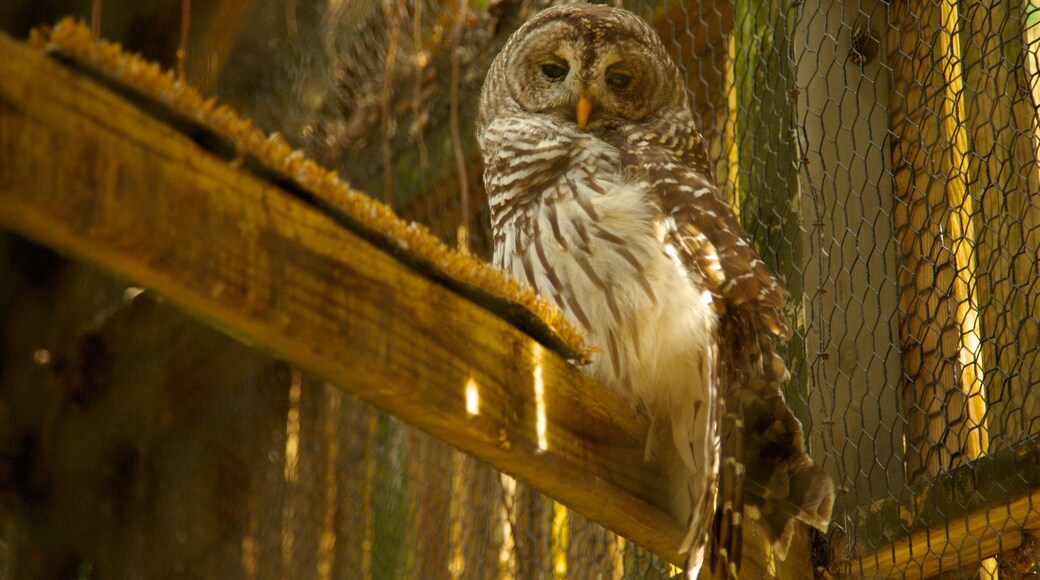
846;442;1040;578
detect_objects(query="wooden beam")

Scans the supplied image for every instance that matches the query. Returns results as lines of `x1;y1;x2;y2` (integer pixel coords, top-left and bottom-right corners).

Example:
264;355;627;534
962;0;1040;451
840;441;1040;578
0;31;683;564
886;0;975;484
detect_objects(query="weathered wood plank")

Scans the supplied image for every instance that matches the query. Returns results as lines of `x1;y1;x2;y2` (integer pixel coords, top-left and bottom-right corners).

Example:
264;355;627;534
0;31;685;564
886;0;975;485
794;0;904;511
962;0;1040;452
841;441;1040;578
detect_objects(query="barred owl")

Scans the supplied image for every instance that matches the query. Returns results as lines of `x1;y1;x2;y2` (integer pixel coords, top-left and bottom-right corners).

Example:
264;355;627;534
477;4;834;578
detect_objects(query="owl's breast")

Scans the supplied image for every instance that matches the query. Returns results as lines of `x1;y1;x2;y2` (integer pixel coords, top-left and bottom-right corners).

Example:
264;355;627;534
485;118;718;526
492;162;717;415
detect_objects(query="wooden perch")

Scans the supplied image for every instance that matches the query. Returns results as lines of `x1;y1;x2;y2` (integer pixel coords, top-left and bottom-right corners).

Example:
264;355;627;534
841;440;1040;578
0;30;679;563
0;31;815;575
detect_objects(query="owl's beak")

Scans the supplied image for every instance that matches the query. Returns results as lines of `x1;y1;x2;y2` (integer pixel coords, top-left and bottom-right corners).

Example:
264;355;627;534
576;96;593;131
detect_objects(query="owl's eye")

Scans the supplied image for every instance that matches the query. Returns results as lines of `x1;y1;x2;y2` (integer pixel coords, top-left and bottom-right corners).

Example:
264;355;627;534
606;72;632;90
540;62;569;81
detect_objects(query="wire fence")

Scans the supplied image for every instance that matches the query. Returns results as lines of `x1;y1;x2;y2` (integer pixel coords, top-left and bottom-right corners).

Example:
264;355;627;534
2;0;1040;577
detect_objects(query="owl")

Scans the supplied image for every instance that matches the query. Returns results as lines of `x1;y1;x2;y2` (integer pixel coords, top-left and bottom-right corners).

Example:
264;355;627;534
477;4;834;578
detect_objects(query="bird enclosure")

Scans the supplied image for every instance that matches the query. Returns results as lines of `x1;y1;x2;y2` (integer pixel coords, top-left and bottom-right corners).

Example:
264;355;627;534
0;0;1038;578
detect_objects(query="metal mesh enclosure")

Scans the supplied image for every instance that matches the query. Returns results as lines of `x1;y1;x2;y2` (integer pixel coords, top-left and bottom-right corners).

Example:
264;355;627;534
2;0;1040;578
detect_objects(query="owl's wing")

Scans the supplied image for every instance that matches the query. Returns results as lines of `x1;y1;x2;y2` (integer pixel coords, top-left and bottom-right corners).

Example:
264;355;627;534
618;121;834;575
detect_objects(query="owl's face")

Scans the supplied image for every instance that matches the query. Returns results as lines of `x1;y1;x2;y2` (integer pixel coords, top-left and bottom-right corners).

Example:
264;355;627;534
480;4;686;133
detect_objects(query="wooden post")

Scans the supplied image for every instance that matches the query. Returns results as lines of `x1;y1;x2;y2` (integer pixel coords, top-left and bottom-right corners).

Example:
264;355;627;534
886;0;975;485
794;0;905;513
962;0;1040;452
180;0;255;89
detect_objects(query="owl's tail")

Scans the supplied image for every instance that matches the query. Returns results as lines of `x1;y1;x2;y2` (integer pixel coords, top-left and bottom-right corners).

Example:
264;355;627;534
686;309;834;579
684;319;746;580
732;310;835;560
697;309;834;579
707;346;744;580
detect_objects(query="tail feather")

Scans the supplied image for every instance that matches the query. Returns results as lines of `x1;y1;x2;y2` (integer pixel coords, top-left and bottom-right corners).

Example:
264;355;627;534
724;309;836;563
708;333;744;579
744;462;835;559
685;308;835;578
682;340;723;578
709;417;744;579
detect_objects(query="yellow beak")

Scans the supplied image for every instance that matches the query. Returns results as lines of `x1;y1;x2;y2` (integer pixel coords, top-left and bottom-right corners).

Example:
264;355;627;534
576;96;593;131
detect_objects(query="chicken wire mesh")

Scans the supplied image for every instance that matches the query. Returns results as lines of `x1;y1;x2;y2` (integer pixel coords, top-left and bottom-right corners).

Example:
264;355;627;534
1;0;1040;578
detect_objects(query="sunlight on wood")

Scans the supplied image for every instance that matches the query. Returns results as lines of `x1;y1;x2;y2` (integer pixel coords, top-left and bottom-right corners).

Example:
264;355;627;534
450;452;466;579
284;369;303;484
724;33;741;217
122;286;145;302
611;535;627;580
552;502;569;578
241;532;259;578
533;344;548;452
466;378;480;416
281;369;304;570
980;556;998;579
764;532;777;576
938;0;989;461
457;225;470;256
1030;11;1040;166
32;348;51;366
499;474;517;579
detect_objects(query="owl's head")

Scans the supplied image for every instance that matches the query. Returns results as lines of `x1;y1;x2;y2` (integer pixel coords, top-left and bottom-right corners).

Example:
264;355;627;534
478;4;687;133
